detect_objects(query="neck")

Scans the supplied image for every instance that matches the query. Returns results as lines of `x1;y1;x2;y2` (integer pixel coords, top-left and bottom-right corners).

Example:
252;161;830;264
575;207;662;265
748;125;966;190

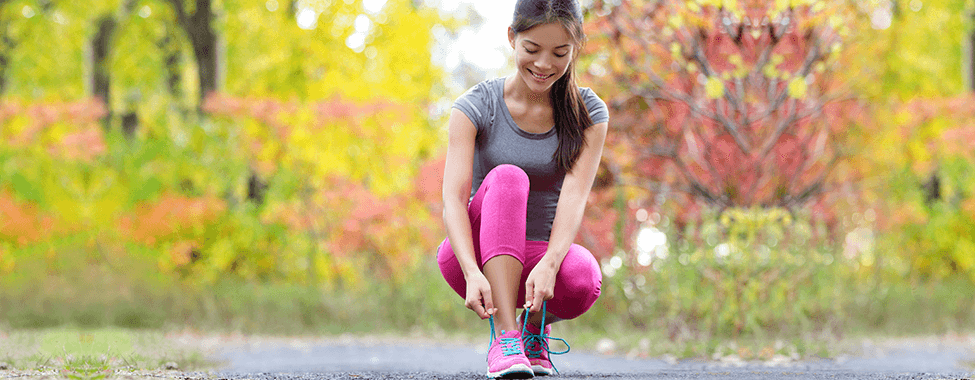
506;75;551;106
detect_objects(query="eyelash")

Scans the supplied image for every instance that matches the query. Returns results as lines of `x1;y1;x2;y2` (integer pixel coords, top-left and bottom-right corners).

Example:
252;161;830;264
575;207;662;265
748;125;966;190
526;49;567;58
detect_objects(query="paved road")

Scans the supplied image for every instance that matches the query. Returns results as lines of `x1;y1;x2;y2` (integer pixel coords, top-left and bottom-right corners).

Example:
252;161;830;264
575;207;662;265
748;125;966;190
200;336;975;379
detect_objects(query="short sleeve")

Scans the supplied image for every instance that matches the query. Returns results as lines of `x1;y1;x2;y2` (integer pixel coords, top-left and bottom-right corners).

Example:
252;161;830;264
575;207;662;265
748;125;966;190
452;81;492;132
581;87;609;126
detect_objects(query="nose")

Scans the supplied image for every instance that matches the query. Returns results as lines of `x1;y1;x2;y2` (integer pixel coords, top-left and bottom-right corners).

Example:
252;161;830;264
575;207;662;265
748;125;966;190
534;55;553;70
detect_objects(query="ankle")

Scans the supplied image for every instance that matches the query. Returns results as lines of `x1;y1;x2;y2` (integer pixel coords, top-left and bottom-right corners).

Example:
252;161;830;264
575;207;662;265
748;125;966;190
494;322;519;336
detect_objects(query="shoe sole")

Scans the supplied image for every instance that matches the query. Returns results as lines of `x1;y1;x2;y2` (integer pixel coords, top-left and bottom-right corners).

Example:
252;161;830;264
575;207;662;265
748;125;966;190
486;363;534;379
531;364;554;376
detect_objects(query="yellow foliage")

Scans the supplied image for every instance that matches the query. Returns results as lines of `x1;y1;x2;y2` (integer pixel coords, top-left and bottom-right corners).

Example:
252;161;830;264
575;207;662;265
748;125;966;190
705;77;724;99
787;78;807;99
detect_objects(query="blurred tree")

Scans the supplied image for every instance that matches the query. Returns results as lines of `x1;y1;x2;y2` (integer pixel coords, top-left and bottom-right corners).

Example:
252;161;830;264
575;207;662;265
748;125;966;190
969;6;975;90
91;0;137;128
0;0;16;94
157;22;183;99
824;0;975;281
583;0;859;214
192;0;455;285
164;0;217;109
0;0;454;288
0;0;88;99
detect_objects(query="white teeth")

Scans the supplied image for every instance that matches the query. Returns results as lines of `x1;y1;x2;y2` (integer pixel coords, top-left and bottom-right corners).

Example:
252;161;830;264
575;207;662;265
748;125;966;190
529;70;551;80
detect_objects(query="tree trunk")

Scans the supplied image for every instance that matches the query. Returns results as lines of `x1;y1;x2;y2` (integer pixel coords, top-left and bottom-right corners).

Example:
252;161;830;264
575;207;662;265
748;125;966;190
0;32;15;95
91;15;117;130
170;0;218;110
159;25;183;97
0;0;12;94
968;14;975;91
192;20;217;107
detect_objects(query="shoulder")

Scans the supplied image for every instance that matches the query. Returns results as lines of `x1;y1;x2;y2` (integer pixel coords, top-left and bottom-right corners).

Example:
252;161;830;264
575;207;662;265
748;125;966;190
458;78;504;102
578;86;609;125
453;78;504;129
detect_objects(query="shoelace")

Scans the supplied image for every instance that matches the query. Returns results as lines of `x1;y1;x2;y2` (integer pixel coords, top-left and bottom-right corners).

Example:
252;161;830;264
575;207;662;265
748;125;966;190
488;315;524;356
521;301;570;374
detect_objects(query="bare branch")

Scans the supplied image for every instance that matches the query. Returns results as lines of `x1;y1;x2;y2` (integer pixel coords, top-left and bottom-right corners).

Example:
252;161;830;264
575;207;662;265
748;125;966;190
758;99;799;158
756;37;824;158
788;156;837;206
671;150;722;205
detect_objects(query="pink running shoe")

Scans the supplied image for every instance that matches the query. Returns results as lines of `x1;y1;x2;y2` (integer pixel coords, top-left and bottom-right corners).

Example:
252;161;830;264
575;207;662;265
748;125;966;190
486;325;533;379
520;303;569;376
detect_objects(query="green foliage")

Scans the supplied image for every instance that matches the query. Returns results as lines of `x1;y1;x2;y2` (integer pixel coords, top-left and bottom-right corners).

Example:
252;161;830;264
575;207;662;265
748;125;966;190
221;0;451;102
1;0;89;99
0;0;452;294
605;207;846;343
875;156;975;282
842;0;974;100
838;0;975;282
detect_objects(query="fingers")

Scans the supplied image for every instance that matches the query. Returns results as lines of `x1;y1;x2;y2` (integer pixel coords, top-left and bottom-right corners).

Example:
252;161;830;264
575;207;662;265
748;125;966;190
482;288;497;317
530;290;544;313
466;286;496;320
524;278;555;313
468;297;489;319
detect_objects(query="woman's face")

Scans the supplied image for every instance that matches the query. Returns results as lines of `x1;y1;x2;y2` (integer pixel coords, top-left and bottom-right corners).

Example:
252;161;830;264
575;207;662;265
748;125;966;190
508;22;575;94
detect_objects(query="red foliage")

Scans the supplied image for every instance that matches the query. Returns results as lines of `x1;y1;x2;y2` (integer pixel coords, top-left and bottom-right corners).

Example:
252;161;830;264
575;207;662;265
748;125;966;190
117;193;227;247
51;126;107;163
900;94;975;161
0;190;58;246
203;93;294;141
205;92;444;278
1;98;108;163
413;154;446;214
584;0;860;214
203;93;409;141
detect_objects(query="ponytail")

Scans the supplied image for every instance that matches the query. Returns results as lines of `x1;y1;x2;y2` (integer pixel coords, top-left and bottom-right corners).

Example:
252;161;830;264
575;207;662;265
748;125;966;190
551;60;592;172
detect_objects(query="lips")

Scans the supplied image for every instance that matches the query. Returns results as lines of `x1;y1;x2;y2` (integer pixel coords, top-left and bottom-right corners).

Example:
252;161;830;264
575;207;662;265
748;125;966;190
528;68;554;81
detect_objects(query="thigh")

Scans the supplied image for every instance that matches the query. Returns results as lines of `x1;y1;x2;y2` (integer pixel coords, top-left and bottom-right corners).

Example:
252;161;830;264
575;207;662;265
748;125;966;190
521;242;602;320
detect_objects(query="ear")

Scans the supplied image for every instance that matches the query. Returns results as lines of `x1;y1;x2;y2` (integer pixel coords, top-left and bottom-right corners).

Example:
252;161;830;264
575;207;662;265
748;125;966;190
508;27;516;48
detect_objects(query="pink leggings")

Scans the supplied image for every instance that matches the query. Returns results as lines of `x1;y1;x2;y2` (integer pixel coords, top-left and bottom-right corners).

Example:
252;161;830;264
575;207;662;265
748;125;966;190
437;164;602;320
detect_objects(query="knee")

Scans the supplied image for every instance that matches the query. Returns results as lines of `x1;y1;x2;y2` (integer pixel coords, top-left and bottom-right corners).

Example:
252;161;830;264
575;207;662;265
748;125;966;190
558;247;602;298
487;164;529;190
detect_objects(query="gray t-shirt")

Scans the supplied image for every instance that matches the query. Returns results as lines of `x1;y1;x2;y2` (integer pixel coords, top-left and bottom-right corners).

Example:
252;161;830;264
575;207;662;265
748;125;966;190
452;77;609;241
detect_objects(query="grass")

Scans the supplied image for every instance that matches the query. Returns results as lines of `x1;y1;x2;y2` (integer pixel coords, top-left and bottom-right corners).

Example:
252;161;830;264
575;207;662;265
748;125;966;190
0;328;216;379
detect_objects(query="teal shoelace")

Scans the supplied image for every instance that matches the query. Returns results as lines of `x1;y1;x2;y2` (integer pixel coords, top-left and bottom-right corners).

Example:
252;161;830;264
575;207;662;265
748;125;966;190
488;315;525;356
521;301;570;374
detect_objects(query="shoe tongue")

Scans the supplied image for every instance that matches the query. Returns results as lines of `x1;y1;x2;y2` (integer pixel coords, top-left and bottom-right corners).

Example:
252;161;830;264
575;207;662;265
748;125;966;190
525;322;544;335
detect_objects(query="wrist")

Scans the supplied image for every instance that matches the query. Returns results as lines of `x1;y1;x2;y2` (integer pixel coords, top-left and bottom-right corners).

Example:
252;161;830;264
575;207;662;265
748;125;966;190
460;262;482;279
538;254;560;270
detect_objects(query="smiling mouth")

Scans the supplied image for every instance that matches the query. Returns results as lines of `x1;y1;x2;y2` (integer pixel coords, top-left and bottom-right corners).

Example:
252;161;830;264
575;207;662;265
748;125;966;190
528;69;554;81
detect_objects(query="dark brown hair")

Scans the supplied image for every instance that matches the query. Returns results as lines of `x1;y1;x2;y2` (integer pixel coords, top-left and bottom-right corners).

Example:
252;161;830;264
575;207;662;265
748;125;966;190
511;0;593;172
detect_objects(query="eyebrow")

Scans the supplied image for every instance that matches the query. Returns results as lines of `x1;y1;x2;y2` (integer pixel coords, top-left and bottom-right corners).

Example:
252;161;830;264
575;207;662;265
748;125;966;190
523;40;571;50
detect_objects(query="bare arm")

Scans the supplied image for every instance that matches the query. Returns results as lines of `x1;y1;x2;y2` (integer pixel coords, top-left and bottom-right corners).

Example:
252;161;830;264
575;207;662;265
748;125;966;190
441;108;495;318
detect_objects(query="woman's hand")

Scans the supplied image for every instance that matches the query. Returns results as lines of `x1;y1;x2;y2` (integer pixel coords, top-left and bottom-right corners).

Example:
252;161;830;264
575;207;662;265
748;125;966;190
465;271;496;319
524;257;558;313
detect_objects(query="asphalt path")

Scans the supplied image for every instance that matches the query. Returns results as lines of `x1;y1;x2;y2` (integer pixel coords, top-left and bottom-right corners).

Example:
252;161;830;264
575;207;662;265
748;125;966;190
198;335;975;380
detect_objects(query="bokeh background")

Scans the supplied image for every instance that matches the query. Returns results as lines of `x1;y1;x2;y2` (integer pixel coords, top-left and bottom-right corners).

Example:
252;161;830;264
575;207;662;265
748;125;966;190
1;0;974;359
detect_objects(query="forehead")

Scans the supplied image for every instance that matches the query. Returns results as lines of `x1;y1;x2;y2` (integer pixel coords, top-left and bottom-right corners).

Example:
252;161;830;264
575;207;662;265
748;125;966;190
516;22;573;49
